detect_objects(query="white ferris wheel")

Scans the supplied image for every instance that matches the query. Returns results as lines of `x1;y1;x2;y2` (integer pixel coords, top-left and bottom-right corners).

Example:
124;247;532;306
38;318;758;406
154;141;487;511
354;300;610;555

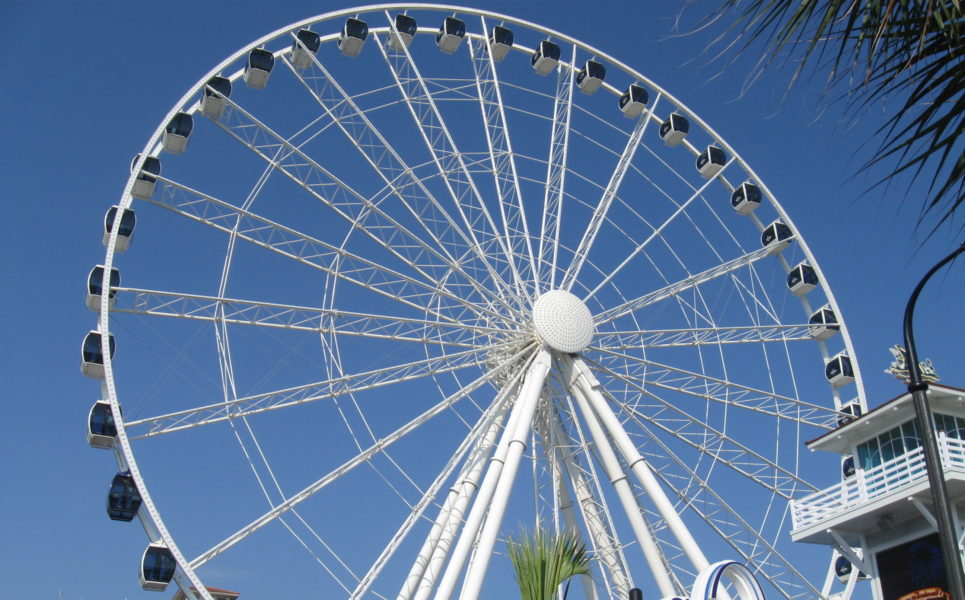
85;5;868;600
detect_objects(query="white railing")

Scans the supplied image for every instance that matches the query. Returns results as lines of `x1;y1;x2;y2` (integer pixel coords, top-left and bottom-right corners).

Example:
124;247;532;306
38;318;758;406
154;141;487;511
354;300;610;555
791;436;965;530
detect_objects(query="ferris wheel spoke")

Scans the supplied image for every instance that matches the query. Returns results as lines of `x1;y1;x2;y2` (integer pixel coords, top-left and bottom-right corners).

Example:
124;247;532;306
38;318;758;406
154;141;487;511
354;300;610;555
469;19;538;294
593;323;818;350
148;175;503;325
374;18;528;302
278;42;523;319
537;44;576;292
594;374;818;498
188;348;527;570
628;418;823;600
111;287;505;348
207;92;502;306
125;341;526;439
592;244;776;327
584;157;739;302
586;350;840;428
561;94;660;291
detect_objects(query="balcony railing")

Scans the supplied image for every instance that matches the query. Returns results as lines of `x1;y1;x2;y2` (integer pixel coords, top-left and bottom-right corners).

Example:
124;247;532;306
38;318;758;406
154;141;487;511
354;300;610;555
791;435;965;531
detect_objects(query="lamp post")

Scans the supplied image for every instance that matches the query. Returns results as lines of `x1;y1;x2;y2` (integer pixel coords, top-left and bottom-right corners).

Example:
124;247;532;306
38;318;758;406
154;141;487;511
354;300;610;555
902;241;965;600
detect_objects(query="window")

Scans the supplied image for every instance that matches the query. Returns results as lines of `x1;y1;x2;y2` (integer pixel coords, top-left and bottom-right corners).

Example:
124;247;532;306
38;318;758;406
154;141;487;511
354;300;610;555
855;420;921;470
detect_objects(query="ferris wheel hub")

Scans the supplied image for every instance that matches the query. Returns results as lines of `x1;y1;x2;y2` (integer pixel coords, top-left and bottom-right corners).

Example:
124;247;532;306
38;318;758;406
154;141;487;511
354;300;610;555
532;290;595;353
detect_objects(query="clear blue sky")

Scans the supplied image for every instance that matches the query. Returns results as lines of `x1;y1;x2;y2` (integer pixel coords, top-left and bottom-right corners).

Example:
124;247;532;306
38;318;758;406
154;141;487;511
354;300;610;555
1;2;961;599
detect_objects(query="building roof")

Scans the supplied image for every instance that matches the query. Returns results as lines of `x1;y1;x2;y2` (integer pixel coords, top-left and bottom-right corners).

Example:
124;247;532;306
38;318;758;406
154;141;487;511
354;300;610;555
806;383;965;454
172;586;240;600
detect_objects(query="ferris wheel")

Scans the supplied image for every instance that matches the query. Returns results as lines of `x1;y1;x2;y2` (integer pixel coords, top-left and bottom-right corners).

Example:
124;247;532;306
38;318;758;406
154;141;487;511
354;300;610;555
84;5;868;600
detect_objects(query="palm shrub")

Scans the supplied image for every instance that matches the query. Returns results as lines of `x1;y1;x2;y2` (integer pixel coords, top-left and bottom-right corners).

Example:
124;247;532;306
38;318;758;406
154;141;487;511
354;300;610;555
506;528;591;600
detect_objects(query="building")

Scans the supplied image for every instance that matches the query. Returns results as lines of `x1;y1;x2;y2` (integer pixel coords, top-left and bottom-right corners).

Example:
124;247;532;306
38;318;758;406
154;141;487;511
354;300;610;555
790;384;965;600
172;586;240;600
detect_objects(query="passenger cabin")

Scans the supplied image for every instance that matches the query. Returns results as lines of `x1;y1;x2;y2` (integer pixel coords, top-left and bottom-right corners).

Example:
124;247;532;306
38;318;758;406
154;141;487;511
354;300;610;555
81;331;115;379
140;543;177;591
760;220;793;254
659;113;689;146
338;18;368;57
87;400;117;449
200;76;232;120
103;206;136;253
107;471;141;521
86;265;119;312
436;17;465;54
825;352;854;387
576;60;605;93
787;262;818;296
389;14;417;51
531;40;560;75
619;85;648;119
130;154;161;200
696;145;726;178
808;305;840;340
244;48;274;89
488;25;513;62
730;181;761;215
789;384;965;600
290;29;320;69
162;112;193;155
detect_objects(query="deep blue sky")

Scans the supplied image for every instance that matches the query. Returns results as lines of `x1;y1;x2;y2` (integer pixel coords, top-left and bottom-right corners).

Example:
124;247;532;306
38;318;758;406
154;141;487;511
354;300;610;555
1;1;961;599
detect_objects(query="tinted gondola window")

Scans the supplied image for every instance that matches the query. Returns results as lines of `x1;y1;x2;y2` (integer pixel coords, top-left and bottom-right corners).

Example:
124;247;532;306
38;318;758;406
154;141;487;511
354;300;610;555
395;14;417;36
90;402;117;437
107;471;142;521
296;29;321;53
142;545;176;584
105;207;137;237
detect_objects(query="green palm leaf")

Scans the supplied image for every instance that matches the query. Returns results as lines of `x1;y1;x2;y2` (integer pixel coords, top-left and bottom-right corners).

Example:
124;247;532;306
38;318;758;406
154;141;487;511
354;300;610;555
506;528;592;600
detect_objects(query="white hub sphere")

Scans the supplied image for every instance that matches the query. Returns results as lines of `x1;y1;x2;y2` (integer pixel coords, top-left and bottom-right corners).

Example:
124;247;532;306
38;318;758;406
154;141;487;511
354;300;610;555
532;290;595;353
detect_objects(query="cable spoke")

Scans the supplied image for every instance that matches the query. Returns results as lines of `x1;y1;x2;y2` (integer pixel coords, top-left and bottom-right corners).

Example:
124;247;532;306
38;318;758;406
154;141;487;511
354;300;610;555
112;287;506;348
278;42;521;318
125;341;527;438
561;95;659;291
188;344;533;569
593;245;775;327
469;17;537;295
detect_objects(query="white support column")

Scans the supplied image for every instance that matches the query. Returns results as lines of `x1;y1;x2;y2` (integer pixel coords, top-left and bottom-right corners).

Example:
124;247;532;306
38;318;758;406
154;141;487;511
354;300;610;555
399;390;516;600
568;372;676;597
454;348;553;600
565;356;711;573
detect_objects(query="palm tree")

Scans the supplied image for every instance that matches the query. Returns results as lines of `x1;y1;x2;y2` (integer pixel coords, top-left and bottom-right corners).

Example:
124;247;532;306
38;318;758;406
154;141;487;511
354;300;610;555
506;528;591;600
697;0;963;236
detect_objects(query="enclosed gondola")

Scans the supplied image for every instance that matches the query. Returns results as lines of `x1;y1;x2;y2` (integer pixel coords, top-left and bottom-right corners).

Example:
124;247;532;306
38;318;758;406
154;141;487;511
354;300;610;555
290;29;321;69
808;305;840;340
87;400;117;449
140;543;177;591
786;262;818;296
161;112;193;155
81;331;115;379
199;76;232;120
836;400;862;426
834;554;867;583
825;353;855;387
107;471;142;521
86;264;119;312
436;16;465;54
696;145;726;178
103;205;136;253
244;48;275;89
760;219;793;254
841;455;855;479
576;60;605;93
389;13;417;51
130;154;161;200
338;18;368;57
730;181;761;215
530;40;560;75
619;85;648;118
659;112;689;146
488;25;513;62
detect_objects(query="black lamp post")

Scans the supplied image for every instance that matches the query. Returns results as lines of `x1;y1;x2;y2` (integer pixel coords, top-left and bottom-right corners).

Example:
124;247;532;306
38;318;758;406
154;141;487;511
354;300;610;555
902;241;965;600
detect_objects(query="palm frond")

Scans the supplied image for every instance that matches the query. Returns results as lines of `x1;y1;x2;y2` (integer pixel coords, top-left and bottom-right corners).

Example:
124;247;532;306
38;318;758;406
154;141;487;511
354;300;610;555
506;528;592;600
